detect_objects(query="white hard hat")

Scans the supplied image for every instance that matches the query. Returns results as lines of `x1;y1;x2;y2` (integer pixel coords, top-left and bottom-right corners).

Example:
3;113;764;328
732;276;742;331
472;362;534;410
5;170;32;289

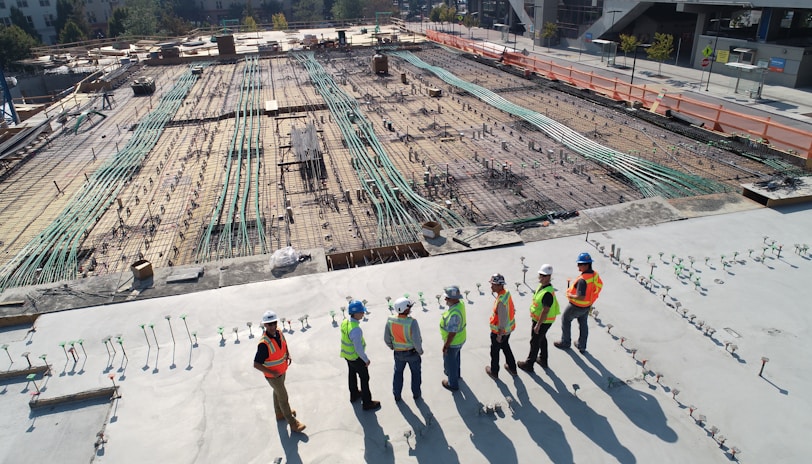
538;264;554;276
261;310;279;324
394;297;413;314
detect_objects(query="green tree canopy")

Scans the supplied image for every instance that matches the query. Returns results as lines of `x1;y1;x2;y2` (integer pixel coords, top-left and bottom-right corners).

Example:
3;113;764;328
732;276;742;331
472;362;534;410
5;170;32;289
293;0;324;23
59;20;86;44
0;25;39;69
618;33;640;66
243;16;258;32
124;0;159;36
645;32;674;76
332;0;362;21
541;21;557;51
272;13;288;31
462;13;480;38
108;7;129;38
55;0;90;43
159;11;190;36
362;0;394;19
10;7;41;42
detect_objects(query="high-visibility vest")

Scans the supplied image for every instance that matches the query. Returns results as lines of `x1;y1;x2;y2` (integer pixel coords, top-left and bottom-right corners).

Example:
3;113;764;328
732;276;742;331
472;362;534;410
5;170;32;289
259;330;289;377
489;289;516;333
440;301;467;346
531;284;560;323
340;319;364;360
567;271;603;307
388;316;415;350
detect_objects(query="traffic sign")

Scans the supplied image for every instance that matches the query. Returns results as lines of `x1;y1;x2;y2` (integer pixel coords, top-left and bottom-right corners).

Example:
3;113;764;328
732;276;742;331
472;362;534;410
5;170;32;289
702;46;713;58
701;57;710;67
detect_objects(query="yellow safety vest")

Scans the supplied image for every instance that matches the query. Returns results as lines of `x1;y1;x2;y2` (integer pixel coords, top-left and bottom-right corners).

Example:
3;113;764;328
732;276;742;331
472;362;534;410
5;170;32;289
440;301;467;346
531;284;560;323
340;319;364;360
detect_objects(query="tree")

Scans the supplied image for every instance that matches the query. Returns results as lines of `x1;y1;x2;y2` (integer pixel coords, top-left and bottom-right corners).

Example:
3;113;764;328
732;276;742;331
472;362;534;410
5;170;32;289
439;5;456;32
55;0;90;43
293;0;324;23
272;13;288;31
159;11;190;36
332;0;362;21
124;0;159;36
108;7;129;38
645;32;674;76
10;7;41;42
362;0;394;19
0;25;39;70
541;22;557;51
618;33;639;67
462;13;479;39
59;20;86;43
243;16;258;32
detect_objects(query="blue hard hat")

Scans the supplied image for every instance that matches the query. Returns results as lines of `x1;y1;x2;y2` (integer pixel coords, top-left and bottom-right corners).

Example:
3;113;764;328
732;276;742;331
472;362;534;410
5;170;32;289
577;252;593;264
348;300;366;315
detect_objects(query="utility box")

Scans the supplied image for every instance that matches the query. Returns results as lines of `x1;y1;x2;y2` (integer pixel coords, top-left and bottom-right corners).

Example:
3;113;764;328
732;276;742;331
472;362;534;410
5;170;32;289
131;259;154;280
421;221;442;239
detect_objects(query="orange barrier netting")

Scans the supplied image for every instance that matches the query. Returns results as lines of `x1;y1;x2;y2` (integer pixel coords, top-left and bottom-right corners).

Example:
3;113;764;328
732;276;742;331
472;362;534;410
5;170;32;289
427;30;811;164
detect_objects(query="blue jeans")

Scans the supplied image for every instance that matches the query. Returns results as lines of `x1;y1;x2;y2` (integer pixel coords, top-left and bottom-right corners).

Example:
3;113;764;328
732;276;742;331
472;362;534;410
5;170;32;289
560;303;591;350
443;346;462;389
393;350;422;399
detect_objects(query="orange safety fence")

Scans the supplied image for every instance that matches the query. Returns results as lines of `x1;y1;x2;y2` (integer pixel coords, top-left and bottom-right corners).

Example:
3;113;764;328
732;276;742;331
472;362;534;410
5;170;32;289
427;30;811;164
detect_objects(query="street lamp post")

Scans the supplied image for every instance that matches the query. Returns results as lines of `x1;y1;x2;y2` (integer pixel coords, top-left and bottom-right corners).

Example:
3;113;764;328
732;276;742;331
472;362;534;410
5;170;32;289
630;44;651;85
606;9;621;39
705;16;730;92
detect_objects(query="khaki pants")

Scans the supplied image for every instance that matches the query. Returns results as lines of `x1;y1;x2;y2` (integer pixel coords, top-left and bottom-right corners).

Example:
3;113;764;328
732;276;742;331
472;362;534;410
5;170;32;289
265;374;294;424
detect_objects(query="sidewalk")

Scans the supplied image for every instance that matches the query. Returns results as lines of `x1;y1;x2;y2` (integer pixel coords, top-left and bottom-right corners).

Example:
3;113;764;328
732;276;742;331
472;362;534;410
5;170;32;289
467;26;812;132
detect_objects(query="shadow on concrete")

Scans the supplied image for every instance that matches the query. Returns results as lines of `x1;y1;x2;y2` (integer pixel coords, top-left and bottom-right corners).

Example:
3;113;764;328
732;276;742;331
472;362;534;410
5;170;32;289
397;399;460;463
575;351;677;444
276;421;309;464
352;405;394;464
513;373;574;462
539;368;637;462
452;382;518;463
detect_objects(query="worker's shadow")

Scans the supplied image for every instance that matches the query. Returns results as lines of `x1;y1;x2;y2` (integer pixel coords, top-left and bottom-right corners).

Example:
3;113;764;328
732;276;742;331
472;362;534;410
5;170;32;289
574;350;678;443
453;382;518;463
535;368;637;463
352;405;394;464
397;399;460;463
276;423;309;464
513;376;574;463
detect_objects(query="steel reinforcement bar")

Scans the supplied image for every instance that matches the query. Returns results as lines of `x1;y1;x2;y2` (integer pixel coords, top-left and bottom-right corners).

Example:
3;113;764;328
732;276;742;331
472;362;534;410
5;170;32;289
292;51;469;246
0;65;205;291
391;50;728;199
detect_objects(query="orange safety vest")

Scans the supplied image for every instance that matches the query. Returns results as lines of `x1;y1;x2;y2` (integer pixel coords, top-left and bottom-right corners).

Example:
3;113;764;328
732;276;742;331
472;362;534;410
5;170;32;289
489;289;516;333
260;330;289;378
567;271;603;308
388;316;414;350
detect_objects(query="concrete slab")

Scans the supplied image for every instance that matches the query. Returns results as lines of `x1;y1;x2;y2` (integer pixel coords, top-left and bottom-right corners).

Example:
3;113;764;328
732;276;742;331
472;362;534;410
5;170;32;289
422;227;523;255
1;203;811;463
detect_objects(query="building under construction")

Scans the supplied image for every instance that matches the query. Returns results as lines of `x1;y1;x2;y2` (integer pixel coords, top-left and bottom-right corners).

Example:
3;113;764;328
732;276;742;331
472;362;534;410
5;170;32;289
0;31;807;292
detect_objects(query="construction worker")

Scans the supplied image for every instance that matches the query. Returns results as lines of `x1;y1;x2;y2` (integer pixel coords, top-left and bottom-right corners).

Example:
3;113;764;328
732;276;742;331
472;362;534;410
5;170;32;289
486;273;517;378
340;299;381;411
253;310;306;433
555;253;603;353
384;297;424;401
440;285;466;391
518;264;559;372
